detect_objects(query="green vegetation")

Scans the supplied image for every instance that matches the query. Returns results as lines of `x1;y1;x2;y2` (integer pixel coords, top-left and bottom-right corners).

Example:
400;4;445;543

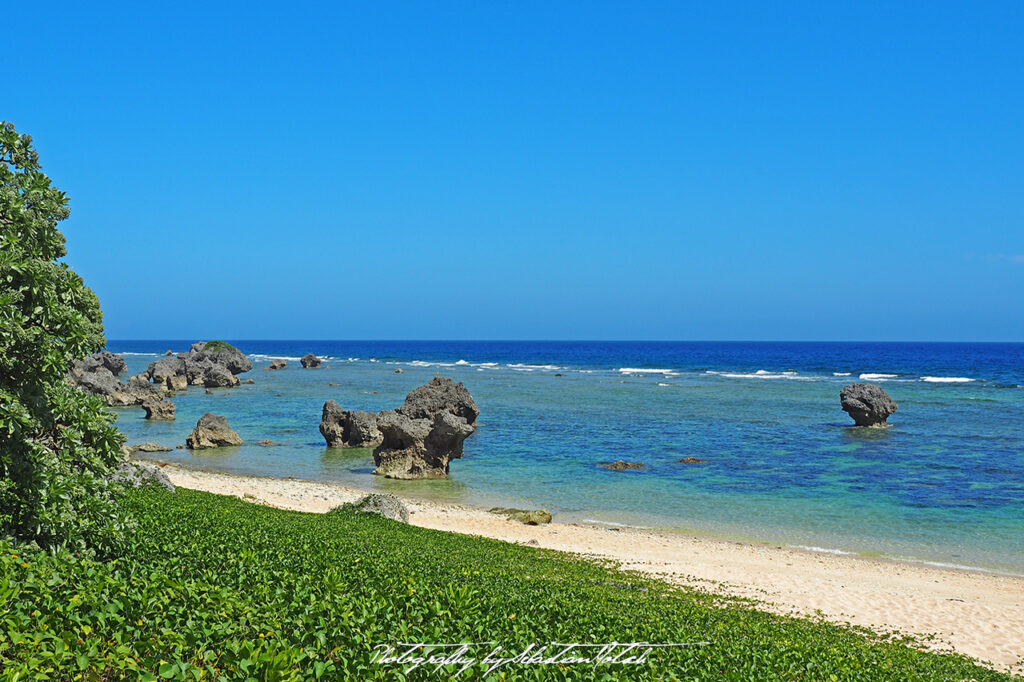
202;341;238;354
1;487;1015;681
0;122;127;554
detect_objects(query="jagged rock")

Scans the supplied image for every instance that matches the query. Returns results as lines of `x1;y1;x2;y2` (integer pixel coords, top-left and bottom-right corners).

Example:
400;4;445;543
372;410;474;479
489;508;552;525
72;367;162;406
111;461;175;493
300;353;321;368
165;374;188;392
203;363;241;388
397;376;479;425
143;400;175;420
130;442;172;453
71;351;128;377
678;457;706;464
147;357;185;383
185;413;243;449
268;359;287;370
183;341;253;374
332;494;409;523
598;460;644;471
841;383;898;427
320;401;382;447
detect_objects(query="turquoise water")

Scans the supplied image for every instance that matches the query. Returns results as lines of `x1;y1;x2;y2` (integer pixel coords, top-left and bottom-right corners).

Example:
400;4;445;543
110;341;1024;574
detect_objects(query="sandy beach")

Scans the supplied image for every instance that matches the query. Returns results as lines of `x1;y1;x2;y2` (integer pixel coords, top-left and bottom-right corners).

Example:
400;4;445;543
156;463;1024;673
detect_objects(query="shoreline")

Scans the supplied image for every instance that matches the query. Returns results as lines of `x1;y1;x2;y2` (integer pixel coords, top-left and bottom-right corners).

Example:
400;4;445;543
150;461;1024;672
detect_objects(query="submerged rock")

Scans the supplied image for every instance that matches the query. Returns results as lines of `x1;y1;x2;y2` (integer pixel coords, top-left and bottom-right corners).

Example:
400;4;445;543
129;442;172;453
256;439;281;446
840;383;898;427
185;413;243;449
678;457;706;464
142;399;175;420
332;493;409;523
300;353;321;368
598;460;645;471
489;507;552;525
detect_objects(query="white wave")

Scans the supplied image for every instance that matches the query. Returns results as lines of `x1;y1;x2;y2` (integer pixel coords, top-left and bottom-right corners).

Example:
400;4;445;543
115;351;163;356
618;368;676;374
790;544;856;556
250;354;303;361
408;360;434;367
859;373;897;380
506;363;563;371
921;376;977;383
833;372;852;376
455;359;469;365
720;372;813;381
657;382;671;387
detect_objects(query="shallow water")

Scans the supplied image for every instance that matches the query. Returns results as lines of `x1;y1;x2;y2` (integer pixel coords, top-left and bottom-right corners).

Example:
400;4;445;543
110;341;1024;573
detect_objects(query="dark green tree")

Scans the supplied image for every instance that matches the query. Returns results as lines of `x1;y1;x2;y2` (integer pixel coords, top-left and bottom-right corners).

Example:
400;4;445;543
0;122;129;554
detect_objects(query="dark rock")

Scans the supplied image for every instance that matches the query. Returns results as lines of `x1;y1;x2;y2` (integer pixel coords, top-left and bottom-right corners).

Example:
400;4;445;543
598;460;644;471
129;442;172;453
372;409;473;479
268;359;287;370
203;363;241;388
142;400;175;420
332;494;409;523
678;457;706;464
320;401;383;447
185;413;243;449
111;461;175;493
72;367;162;406
489;507;552;525
205;389;214;395
240;379;255;384
840;383;898;427
397;376;479;425
300;353;321;368
147;357;186;383
186;341;253;374
72;351;127;376
554;373;564;377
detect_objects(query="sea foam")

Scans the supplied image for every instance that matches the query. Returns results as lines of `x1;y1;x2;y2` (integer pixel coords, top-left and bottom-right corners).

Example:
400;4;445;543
921;376;977;383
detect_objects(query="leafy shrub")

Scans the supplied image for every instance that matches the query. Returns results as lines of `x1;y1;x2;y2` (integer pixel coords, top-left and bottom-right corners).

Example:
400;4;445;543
0;122;128;555
202;340;237;354
0;488;1014;680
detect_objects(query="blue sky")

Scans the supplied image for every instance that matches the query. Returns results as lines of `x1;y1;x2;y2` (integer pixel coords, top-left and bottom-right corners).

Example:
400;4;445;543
7;2;1023;340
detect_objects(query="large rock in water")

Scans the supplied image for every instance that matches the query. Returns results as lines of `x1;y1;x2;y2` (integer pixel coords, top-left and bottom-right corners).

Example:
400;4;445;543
300;353;321;368
397;376;480;425
146;341;251;390
143;399;175;420
186;413;243;449
372;410;474;479
840;383;898;427
72;368;162;406
320;401;382;447
71;351;127;377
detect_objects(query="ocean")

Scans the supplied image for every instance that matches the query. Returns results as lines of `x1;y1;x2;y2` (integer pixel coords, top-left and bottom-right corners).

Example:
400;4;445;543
108;341;1024;574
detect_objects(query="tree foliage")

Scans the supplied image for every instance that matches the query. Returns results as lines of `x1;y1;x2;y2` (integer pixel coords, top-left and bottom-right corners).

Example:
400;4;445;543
0;121;129;554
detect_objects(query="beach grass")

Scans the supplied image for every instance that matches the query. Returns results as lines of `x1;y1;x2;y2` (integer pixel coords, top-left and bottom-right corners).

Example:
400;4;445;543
0;487;1016;681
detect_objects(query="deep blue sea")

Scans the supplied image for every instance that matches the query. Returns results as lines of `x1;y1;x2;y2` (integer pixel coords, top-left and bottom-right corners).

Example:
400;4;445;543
108;341;1024;574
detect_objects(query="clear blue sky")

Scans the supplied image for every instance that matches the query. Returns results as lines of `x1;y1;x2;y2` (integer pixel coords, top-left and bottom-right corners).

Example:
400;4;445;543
7;2;1023;341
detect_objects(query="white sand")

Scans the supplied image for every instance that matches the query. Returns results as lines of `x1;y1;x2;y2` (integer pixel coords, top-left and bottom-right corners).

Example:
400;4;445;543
158;464;1024;672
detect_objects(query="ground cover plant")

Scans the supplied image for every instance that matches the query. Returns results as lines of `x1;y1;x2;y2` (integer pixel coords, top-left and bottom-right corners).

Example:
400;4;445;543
1;487;1017;681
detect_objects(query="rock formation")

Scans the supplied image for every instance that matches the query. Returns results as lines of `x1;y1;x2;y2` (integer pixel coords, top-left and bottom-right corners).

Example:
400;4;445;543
185;413;243;449
372;409;474;479
598;460;644;471
319;401;382;447
331;494;409;523
489;507;552;525
269;359;287;370
145;341;251;391
397;376;479;425
70;351;128;377
142;399;175;420
70;367;162;406
300;353;321;368
840;383;898;427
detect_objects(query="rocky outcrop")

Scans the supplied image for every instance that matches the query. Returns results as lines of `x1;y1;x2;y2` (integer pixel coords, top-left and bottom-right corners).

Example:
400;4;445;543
110;461;175;493
185;413;243;449
332;494;409;523
300;353;321;368
841;383;898;427
372;409;474;479
71;368;162;406
143;399;175;420
269;359;287;370
146;341;251;391
129;442;172;453
319;401;383;447
598;460;644;471
397;376;479;425
678;457;706;464
71;351;128;377
489;508;552;525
